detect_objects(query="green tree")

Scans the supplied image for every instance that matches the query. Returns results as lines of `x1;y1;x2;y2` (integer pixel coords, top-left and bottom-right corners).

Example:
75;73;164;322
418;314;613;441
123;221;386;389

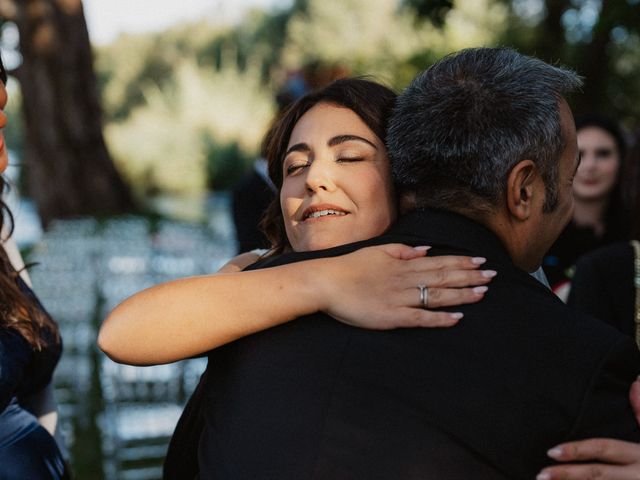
406;0;640;123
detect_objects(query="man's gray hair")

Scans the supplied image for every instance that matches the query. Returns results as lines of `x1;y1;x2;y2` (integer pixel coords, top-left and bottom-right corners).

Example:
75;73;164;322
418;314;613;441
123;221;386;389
388;47;583;214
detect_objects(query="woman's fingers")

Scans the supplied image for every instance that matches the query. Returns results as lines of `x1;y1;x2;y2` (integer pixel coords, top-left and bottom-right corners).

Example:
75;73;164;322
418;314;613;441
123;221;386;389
538;463;639;480
536;439;640;480
409;254;488;271
395;285;487;309
376;243;431;260
547;439;640;465
419;286;488;308
410;267;497;289
385;307;463;328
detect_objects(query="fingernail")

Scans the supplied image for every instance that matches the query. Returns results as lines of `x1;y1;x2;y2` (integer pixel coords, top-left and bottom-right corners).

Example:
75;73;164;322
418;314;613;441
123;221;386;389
481;270;497;278
536;473;551;480
414;246;431;251
547;447;562;459
471;257;486;265
473;286;488;294
449;312;464;320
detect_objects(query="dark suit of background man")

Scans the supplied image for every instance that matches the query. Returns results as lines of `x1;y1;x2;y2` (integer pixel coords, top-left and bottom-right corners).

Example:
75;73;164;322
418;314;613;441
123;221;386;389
197;48;640;479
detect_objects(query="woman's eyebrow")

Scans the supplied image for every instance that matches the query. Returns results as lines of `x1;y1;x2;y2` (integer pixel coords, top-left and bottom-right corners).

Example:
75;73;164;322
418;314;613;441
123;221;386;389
285;143;311;156
328;135;377;150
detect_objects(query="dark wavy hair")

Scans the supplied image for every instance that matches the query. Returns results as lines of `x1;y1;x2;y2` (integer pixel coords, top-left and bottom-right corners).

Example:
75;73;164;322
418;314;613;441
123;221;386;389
0;56;60;350
624;128;640;240
260;77;397;253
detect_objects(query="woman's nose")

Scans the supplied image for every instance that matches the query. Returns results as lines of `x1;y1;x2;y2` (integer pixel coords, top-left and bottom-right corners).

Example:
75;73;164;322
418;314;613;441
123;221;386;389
578;153;596;172
305;161;336;194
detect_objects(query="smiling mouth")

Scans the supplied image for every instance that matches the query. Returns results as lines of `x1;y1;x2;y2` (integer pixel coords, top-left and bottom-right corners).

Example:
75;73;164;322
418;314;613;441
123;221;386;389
303;209;348;221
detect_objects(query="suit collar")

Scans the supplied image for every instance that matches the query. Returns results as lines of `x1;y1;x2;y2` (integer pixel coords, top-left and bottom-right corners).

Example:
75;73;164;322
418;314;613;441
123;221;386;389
389;208;514;267
255;208;517;271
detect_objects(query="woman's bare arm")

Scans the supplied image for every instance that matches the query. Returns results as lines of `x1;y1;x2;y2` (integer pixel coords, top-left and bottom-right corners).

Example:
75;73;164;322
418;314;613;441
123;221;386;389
98;244;494;366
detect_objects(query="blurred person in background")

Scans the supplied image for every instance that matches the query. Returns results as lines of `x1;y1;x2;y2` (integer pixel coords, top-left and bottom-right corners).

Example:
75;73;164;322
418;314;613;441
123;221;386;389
538;128;640;479
567;126;640;340
543;114;630;299
0;55;69;479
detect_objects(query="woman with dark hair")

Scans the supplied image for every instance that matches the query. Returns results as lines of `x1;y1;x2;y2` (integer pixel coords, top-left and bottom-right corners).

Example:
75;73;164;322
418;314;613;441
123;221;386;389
543;114;630;299
566;125;640;340
99;78;494;367
0;57;68;478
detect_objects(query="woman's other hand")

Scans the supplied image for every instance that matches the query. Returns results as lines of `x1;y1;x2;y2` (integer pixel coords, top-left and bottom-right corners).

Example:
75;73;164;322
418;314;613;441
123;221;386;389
536;378;640;480
315;243;495;329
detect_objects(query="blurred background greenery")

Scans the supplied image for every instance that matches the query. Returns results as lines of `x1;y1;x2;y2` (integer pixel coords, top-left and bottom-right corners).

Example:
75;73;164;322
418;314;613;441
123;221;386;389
1;1;639;478
1;0;640;225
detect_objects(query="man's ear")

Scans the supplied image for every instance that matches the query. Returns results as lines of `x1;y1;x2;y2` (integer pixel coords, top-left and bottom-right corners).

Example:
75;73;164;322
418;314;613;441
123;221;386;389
506;159;541;220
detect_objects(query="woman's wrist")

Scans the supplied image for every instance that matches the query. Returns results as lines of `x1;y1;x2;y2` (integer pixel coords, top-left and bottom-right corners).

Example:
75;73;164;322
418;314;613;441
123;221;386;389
283;257;337;316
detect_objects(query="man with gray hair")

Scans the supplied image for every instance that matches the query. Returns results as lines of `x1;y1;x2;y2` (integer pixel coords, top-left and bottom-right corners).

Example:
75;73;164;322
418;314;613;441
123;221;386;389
197;48;640;479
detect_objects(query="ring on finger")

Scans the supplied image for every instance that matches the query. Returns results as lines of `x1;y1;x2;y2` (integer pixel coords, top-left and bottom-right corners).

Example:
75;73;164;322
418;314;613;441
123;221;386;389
417;284;429;309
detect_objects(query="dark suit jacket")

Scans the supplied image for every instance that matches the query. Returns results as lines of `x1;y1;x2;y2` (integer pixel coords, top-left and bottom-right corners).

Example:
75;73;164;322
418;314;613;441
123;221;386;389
568;241;636;336
198;209;640;480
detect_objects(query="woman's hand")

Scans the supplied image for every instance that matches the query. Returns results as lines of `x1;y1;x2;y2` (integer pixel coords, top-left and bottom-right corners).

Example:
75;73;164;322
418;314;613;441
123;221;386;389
312;243;495;329
536;378;640;480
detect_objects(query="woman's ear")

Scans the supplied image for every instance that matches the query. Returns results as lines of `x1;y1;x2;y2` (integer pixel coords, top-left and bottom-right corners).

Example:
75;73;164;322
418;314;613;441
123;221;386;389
506;159;543;221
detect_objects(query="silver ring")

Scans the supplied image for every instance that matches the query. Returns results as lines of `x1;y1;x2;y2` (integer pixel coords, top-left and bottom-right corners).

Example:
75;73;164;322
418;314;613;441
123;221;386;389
417;284;429;309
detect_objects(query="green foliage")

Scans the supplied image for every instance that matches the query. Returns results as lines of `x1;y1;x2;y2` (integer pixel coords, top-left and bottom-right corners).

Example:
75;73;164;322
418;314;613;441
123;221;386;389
3;81;23;155
96;21;231;123
94;0;640;199
203;136;253;191
104;59;274;196
280;0;508;88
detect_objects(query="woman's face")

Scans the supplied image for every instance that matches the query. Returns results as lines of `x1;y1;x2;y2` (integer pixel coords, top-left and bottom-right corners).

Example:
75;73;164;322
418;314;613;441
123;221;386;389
280;102;396;252
0;77;7;174
573;126;621;202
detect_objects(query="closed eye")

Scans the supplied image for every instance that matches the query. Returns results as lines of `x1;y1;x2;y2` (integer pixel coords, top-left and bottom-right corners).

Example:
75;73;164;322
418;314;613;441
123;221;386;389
286;162;310;175
337;157;364;163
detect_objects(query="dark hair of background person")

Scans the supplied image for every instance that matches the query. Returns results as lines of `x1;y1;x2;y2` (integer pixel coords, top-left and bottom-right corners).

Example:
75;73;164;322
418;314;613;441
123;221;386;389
387;47;583;218
624;128;640;240
0;56;59;351
260;77;398;254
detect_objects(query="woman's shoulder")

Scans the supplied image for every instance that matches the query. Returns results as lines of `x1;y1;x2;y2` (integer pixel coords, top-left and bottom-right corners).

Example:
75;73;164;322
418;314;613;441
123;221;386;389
0;328;31;408
576;241;633;268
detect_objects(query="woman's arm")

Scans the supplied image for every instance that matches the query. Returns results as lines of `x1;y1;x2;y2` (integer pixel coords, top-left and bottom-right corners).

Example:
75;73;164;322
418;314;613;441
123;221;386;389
98;244;494;366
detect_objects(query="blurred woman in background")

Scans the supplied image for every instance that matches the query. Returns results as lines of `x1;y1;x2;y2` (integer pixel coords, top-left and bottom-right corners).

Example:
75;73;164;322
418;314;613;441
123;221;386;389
0;56;69;479
568;126;640;341
539;126;640;480
543;114;630;299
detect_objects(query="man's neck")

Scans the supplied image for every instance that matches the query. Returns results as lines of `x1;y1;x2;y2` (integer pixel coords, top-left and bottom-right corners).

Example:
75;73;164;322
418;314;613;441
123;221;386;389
481;209;538;273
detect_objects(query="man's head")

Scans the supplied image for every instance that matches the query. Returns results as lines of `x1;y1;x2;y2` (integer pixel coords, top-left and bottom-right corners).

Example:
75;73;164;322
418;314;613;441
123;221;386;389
388;47;583;271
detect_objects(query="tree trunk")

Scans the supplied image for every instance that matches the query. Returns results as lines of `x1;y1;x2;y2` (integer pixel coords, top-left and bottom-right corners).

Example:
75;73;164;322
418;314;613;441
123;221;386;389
571;1;616;116
6;0;134;227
